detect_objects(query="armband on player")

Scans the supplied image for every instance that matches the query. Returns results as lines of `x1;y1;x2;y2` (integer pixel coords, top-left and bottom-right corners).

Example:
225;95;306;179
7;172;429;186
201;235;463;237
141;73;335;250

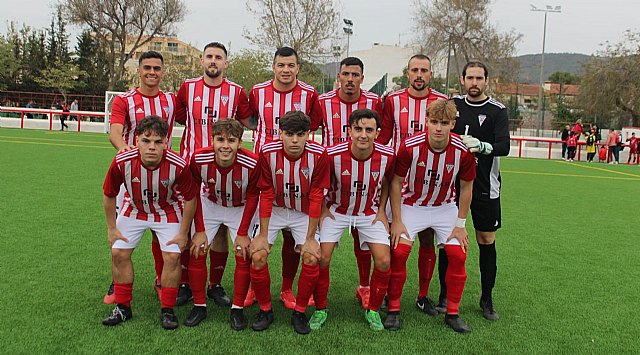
461;135;493;155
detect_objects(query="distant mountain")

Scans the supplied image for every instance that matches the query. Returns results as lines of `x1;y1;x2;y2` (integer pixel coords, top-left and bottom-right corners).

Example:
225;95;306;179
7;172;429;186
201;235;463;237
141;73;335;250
515;53;594;83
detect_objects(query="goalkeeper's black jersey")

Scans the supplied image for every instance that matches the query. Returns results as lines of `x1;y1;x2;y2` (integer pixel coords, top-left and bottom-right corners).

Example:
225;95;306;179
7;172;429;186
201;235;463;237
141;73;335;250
452;95;510;199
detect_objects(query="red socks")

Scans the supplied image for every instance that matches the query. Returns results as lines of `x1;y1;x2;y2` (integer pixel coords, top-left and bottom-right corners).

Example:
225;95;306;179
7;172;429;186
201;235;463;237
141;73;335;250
387;243;412;312
208;250;228;286
188;252;208;305
313;266;330;310
151;237;163;283
114;283;133;308
281;230;300;292
444;244;467;315
418;245;436;298
233;255;251;308
294;263;319;313
353;228;372;287
367;267;391;311
250;264;272;311
160;286;178;309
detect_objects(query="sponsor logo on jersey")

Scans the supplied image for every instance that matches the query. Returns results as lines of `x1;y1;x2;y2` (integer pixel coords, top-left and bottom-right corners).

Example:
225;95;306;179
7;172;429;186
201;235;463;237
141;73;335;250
132;177;140;183
446;164;454;173
276;168;283;175
342;169;351;176
161;179;170;187
301;168;309;178
234;180;242;188
417;161;426;167
221;95;229;105
208;178;216;184
265;102;273;108
294;102;301;111
371;171;380;180
194;96;202;102
136;108;144;114
401;107;408;113
478;114;486;126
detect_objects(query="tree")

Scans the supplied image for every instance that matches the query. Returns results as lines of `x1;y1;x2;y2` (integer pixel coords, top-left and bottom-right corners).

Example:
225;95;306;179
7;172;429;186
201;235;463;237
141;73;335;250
46;8;70;65
412;0;522;85
74;30;110;95
62;0;187;90
33;62;86;100
244;0;340;61
225;50;273;94
548;71;580;85
161;52;201;93
0;36;21;91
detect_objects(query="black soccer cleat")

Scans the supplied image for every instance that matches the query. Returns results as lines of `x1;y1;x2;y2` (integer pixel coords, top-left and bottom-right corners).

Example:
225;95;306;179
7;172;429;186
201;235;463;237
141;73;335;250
383;311;401;331
416;297;439;316
251;309;274;331
184;306;207;327
102;304;132;326
161;308;179;330
445;314;471;333
230;308;248;331
480;297;500;321
175;283;193;307
436;297;448;314
207;284;231;307
379;295;388;312
291;311;311;335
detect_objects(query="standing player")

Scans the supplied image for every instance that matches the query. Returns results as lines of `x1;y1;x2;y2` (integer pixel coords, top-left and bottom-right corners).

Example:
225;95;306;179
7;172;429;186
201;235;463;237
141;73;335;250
185;119;259;329
104;51;177;304
238;111;329;334
101;116;198;329
175;42;254;308
386;99;475;333
310;57;383;308
248;46;319;309
451;60;510;321
377;54;449;315
312;108;394;331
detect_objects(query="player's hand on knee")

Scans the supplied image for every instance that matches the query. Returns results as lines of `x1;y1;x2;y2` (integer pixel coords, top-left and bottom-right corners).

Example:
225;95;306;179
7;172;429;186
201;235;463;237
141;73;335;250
234;235;251;261
190;231;208;258
301;239;321;260
390;221;409;250
372;211;390;233
107;227;129;246
167;232;188;252
250;236;270;256
446;227;469;253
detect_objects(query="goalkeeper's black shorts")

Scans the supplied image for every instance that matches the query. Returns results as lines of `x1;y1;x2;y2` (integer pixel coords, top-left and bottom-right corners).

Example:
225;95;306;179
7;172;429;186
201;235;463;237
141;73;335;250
470;197;501;232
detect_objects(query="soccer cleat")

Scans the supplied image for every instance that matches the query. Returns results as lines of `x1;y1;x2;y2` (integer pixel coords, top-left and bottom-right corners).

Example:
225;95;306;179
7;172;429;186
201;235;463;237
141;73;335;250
207;284;231;307
309;309;328;330
251;309;274;331
161;308;179;330
383;311;401;331
291;311;311;335
175;283;193;307
103;283;116;305
379;295;388;312
436;297;447;314
102;304;132;326
416;297;439;316
230;308;248;331
280;290;296;310
445;315;471;333
365;310;384;331
184;306;207;327
355;286;370;309
480;298;500;321
244;287;257;307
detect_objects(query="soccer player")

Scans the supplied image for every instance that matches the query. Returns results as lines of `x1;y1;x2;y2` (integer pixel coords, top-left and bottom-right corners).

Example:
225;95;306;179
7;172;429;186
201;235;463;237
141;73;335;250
377;54;449;315
101;116;198;329
248;46;319;309
175;42;254;308
185;119;259;329
310;57;383;309
311;108;394;331
238;111;329;334
386;98;475;333
451;60;510;321
104;51;177;304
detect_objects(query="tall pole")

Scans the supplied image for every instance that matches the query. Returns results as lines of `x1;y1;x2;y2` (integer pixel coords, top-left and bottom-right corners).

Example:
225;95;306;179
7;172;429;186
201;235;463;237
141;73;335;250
343;19;353;59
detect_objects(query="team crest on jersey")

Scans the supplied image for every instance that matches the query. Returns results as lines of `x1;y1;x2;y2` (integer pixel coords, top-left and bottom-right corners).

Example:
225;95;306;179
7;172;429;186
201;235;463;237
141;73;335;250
371;171;380;180
132;177;140;183
221;95;229;105
265;102;273;108
136;108;144;114
478;114;487;126
342;169;351;176
294;102;301;111
161;179;170;187
446;164;454;173
208;178;216;184
301;168;310;178
276;168;283;175
194;96;202;102
401;107;408;113
417;161;426;167
234;180;242;188
332;113;340;119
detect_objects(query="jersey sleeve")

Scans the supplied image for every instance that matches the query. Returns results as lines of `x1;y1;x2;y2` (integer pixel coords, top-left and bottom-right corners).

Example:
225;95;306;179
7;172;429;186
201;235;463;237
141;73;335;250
248;87;259;118
374;97;384;118
102;158;123;197
237;166;260;236
257;153;274;218
193;195;205;233
384;154;396;181
174;164;198;201
459;151;476;181
492;108;510;157
234;88;253;120
393;141;412;178
175;83;188;125
110;96;128;126
311;151;331;191
377;95;394;144
309;98;323;132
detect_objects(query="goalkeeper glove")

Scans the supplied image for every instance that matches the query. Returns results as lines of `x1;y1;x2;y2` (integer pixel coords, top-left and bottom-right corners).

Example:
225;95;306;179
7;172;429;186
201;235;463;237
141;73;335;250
461;135;493;155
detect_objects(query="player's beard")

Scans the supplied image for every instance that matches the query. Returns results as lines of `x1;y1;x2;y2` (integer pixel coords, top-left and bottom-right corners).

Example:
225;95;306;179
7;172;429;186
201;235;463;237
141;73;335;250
205;67;222;79
411;80;428;92
467;87;483;98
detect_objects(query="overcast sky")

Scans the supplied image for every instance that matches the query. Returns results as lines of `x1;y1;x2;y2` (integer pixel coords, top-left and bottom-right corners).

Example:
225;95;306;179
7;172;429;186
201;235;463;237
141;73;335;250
1;0;637;58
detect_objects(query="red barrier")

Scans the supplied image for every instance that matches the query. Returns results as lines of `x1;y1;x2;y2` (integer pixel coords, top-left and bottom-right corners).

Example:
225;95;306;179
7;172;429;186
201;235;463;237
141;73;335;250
509;136;628;161
0;106;105;132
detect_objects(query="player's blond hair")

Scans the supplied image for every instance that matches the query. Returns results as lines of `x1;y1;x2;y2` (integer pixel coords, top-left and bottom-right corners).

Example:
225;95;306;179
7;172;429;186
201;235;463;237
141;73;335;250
427;99;457;121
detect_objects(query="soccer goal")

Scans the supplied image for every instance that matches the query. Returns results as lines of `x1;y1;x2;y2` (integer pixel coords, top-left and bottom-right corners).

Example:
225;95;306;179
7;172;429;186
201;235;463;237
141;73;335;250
104;91;124;133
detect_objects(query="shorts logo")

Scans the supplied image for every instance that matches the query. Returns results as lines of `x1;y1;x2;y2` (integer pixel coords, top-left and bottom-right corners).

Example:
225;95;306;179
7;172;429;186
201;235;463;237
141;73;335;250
371;171;380;180
208;178;216;184
478;114;487;126
294;102;301;111
446;164;454;173
161;179;170;187
234;180;242;188
132;177;140;183
194;96;202;102
342;169;351;176
301;168;309;178
221;95;229;105
333;113;340;119
276;168;284;175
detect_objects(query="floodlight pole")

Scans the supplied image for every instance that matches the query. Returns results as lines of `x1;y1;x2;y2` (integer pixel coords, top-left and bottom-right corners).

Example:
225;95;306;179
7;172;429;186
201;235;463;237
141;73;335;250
343;19;353;58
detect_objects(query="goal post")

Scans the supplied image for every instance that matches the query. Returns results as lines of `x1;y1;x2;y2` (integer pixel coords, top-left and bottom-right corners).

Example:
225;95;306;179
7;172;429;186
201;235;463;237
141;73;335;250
104;91;124;133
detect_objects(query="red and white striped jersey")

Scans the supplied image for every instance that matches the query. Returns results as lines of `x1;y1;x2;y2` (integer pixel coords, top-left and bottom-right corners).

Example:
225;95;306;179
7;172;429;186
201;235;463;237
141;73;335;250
311;89;383;146
110;88;177;148
103;148;198;223
395;132;475;207
378;88;448;152
326;141;395;216
176;77;252;158
249;79;318;153
258;140;330;214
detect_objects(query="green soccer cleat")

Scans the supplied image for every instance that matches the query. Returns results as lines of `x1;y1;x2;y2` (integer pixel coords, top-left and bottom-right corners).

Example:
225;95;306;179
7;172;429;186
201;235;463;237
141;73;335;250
309;309;328;330
365;310;384;331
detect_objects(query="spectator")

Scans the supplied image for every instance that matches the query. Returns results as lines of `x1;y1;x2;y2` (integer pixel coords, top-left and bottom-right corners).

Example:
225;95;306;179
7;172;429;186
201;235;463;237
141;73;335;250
70;99;79;121
560;125;570;160
592;124;602;143
25;100;34;119
60;100;69;131
566;131;577;162
585;128;597;163
606;129;619;164
572;118;584;138
626;133;638;164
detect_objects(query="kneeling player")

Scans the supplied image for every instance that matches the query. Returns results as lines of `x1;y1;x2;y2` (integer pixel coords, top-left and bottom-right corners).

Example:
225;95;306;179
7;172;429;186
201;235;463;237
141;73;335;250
101;116;198;329
238;111;330;334
186;119;260;329
312;108;394;331
386;99;475;333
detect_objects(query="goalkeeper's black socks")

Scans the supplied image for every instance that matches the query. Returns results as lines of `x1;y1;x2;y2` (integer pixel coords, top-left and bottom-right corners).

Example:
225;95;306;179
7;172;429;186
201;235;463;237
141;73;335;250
438;247;448;299
479;242;497;301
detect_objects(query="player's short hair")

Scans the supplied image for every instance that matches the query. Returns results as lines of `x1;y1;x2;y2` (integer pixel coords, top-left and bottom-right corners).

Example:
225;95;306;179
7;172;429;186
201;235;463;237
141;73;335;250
203;42;228;57
349;108;380;129
462;60;489;78
408;54;431;67
340;57;364;72
136;115;168;138
211;119;244;140
427;99;457;122
274;46;300;64
139;51;164;65
279;111;310;133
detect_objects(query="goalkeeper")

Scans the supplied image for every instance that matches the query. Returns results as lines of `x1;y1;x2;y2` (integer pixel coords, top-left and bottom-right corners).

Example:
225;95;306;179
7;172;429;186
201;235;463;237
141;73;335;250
444;60;510;322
